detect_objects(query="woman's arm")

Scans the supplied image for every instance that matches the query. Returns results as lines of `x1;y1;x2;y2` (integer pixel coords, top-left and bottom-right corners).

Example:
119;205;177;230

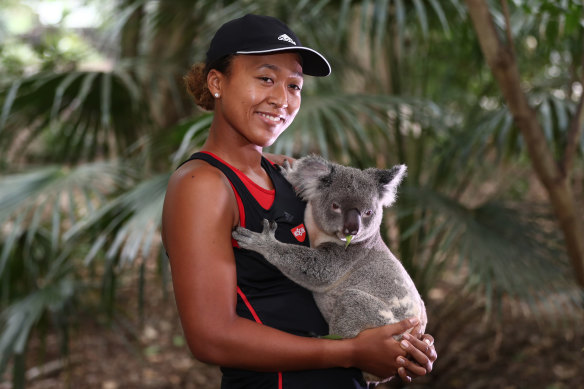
161;161;422;378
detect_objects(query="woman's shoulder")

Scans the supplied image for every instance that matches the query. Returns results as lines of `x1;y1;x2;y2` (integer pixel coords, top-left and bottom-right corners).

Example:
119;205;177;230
165;159;237;218
169;158;231;193
162;159;239;243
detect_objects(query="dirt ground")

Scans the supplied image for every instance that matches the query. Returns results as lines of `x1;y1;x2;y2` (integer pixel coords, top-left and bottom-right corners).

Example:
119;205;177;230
1;269;583;389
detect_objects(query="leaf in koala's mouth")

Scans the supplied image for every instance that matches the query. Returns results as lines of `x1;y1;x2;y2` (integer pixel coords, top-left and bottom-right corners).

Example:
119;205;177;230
344;235;353;249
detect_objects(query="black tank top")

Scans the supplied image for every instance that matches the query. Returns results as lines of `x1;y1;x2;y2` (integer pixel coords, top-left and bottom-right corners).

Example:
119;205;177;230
184;152;366;389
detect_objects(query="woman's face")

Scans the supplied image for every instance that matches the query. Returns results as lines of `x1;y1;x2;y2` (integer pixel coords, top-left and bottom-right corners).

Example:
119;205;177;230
212;52;304;148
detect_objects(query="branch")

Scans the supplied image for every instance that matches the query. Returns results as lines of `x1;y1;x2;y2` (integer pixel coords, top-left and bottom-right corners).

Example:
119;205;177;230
500;0;516;54
464;0;559;185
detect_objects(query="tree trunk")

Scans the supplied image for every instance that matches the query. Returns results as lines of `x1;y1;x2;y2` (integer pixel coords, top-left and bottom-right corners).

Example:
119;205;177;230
146;1;196;130
464;0;584;287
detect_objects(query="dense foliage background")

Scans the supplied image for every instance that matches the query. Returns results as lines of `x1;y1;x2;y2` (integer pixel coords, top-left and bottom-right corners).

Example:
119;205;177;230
1;1;582;388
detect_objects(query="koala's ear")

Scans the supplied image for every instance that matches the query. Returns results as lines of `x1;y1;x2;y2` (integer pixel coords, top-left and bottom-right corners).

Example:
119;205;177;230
369;164;407;207
286;155;333;200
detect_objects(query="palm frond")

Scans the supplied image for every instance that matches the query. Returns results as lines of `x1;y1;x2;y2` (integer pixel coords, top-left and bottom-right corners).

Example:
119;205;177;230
466;93;583;162
400;186;582;319
0;276;75;376
271;93;445;165
503;0;584;39
64;172;169;266
0;68;146;163
334;0;463;50
169;114;213;166
0;161;131;277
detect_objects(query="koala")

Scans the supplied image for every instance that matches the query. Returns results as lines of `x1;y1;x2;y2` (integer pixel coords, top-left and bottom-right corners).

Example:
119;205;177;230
232;155;427;382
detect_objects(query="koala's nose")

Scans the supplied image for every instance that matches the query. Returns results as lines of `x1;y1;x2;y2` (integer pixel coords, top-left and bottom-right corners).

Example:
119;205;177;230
343;209;361;236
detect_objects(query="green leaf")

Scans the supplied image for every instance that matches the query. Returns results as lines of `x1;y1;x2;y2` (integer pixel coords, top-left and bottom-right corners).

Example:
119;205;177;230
413;0;429;38
0;80;21;132
0;279;75;375
345;235;353;248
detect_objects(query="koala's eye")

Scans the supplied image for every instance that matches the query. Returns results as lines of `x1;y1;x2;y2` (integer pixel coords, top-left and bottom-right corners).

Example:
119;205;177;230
331;202;341;213
363;210;374;217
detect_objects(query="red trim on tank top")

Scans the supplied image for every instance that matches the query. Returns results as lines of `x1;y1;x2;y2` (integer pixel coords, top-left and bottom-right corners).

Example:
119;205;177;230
236;286;283;389
200;151;275;209
229;181;245;247
236;286;262;323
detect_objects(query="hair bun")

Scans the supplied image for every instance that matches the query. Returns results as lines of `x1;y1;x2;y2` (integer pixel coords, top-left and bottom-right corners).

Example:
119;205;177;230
184;63;214;111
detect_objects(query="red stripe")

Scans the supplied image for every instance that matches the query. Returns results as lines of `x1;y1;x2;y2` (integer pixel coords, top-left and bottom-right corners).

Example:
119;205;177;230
233;182;245;228
236;286;262;324
236;287;283;388
230;181;245;247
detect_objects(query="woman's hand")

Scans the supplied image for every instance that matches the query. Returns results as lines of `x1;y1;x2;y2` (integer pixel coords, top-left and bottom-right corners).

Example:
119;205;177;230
349;318;419;379
395;331;437;383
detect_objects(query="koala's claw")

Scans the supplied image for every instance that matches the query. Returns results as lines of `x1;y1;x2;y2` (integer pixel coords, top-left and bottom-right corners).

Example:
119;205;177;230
280;160;293;176
261;219;278;235
232;220;278;253
231;227;255;248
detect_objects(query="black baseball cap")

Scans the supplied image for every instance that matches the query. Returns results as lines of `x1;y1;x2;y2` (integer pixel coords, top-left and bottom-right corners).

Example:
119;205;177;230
206;14;331;77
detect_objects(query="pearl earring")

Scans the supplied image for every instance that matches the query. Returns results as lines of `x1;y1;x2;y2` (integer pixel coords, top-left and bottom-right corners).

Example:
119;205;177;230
214;93;220;98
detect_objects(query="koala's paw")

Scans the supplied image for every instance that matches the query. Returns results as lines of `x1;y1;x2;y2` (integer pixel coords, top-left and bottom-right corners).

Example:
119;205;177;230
232;219;278;254
280;159;294;177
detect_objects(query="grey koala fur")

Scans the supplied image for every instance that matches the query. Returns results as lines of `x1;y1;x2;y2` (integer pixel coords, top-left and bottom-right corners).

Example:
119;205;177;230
232;155;427;381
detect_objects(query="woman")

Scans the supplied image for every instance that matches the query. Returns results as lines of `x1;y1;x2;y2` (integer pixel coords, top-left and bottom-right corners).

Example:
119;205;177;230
162;14;437;388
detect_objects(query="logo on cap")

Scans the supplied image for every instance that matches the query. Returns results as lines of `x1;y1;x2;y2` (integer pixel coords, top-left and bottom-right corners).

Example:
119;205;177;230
278;34;296;45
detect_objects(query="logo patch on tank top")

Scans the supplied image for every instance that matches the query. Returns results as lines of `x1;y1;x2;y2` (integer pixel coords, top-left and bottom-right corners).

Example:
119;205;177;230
291;224;306;242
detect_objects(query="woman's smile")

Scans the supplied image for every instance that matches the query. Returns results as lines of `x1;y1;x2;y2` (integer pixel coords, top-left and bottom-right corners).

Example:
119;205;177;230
256;111;285;123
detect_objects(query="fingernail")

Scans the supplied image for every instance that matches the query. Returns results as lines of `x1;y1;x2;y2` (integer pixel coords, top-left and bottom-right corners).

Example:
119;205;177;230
397;356;407;366
409;318;419;325
400;340;409;350
424;338;432;346
402;333;411;340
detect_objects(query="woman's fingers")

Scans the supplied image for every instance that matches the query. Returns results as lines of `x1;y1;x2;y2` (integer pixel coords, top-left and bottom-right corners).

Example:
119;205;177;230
401;332;437;372
396;354;426;376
